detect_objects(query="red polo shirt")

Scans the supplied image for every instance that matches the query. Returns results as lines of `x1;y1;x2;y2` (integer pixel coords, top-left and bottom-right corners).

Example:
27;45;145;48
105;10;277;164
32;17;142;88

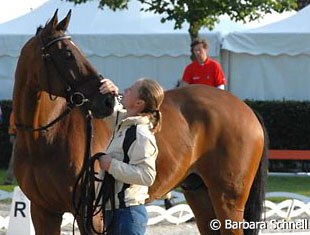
182;58;226;87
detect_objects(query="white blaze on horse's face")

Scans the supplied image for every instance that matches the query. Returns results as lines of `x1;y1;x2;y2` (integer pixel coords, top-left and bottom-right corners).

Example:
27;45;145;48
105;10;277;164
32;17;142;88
67;40;84;61
70;40;77;49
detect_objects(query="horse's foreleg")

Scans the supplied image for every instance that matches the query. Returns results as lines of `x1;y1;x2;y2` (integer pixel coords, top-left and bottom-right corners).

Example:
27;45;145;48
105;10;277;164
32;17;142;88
183;184;219;235
30;203;63;235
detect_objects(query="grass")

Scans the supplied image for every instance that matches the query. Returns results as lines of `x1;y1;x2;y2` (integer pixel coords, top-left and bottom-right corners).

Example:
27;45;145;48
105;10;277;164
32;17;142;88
0;169;309;196
0;169;16;192
266;175;310;202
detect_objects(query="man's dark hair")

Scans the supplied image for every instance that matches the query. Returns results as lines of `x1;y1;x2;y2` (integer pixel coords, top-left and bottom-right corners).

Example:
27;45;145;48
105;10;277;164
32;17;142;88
190;38;209;54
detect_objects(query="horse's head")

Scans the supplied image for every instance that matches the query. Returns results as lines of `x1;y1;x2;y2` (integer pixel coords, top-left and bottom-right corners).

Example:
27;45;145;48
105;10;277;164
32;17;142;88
19;10;114;118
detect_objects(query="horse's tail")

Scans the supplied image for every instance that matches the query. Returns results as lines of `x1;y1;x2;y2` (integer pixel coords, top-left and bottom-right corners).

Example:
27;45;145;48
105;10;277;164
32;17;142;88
244;111;269;235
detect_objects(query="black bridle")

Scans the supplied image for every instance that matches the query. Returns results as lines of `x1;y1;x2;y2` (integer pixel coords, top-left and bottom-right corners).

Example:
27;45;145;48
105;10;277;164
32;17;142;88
16;34;103;132
41;35;94;104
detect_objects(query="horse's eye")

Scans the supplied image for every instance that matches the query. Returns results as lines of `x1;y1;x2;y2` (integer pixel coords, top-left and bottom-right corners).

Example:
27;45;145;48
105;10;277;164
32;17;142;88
61;49;73;60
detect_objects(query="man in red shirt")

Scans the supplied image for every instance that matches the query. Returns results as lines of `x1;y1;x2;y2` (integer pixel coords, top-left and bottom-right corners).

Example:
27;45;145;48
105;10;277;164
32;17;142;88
181;38;226;89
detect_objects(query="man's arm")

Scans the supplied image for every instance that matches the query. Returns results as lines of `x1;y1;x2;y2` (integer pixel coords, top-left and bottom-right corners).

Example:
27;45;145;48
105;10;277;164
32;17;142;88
178;80;189;87
217;84;225;90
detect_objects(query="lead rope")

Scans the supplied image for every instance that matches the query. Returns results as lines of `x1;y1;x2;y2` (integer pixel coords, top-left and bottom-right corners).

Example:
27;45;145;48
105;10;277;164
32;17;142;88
72;111;96;234
72;111;119;235
72;109;121;234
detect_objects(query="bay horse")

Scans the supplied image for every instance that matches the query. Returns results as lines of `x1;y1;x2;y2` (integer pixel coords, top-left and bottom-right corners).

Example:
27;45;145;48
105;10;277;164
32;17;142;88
13;10;115;234
13;10;268;235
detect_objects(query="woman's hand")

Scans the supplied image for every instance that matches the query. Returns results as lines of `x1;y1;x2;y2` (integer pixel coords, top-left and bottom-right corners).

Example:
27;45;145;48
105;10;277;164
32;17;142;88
99;78;119;95
98;154;112;171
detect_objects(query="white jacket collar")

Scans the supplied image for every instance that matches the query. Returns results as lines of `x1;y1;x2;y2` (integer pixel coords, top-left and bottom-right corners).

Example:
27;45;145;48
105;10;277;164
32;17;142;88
120;115;151;127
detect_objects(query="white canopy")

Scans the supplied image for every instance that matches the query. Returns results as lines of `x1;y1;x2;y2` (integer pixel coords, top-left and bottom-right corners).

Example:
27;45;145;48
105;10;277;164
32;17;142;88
222;7;310;101
0;0;48;24
223;7;310;56
0;0;222;58
0;0;246;35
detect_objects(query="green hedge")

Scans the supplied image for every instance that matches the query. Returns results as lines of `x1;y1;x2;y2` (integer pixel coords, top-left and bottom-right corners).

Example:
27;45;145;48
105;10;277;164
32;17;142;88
245;100;310;150
1;100;310;168
0;100;13;168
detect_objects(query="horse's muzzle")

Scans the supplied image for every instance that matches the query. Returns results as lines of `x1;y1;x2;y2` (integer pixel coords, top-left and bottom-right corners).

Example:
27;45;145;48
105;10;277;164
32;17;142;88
90;93;115;119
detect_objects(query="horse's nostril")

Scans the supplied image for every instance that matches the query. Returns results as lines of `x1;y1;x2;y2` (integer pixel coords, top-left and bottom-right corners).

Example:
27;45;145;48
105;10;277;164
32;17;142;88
90;94;115;118
105;99;112;108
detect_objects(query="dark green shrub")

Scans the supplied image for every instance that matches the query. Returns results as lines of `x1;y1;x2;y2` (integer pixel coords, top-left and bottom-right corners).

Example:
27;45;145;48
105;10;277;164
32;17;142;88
0;100;13;168
246;100;310;149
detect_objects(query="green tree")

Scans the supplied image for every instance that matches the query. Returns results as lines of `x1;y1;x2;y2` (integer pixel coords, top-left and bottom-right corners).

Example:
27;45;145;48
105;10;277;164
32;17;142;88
67;0;297;41
297;0;310;10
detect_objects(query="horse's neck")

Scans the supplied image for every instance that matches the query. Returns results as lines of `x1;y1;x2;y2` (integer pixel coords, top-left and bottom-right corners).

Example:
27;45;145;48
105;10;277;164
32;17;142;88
21;91;80;140
17;89;110;154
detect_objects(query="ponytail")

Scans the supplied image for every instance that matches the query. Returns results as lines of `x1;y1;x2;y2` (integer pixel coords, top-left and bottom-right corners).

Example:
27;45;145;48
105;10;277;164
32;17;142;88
142;109;162;133
137;78;164;133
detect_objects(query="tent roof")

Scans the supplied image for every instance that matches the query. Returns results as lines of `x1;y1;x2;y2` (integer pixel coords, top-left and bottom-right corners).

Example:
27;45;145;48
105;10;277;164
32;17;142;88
0;0;246;35
248;6;310;33
222;6;310;56
0;0;49;24
0;0;244;58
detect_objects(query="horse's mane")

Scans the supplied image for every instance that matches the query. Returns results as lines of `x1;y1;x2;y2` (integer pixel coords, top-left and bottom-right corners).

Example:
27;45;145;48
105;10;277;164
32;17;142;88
37;18;53;35
175;80;181;88
36;26;43;36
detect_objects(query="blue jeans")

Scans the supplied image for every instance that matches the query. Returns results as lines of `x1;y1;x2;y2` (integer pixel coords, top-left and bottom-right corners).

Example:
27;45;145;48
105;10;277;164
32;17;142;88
105;205;148;235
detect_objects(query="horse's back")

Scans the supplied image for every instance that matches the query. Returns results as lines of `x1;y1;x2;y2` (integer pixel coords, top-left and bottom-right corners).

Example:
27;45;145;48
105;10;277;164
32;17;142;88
163;85;263;141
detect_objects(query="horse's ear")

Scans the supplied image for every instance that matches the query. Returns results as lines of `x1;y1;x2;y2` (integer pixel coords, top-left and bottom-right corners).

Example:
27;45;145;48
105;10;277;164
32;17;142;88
56;10;71;32
46;9;59;32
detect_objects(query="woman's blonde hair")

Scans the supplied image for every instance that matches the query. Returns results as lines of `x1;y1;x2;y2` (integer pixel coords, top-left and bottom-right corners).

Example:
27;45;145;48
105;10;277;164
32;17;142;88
137;78;164;133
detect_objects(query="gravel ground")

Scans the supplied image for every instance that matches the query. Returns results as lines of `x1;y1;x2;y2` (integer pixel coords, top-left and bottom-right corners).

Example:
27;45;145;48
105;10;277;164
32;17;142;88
146;222;199;235
59;222;200;235
0;225;199;235
0;203;199;235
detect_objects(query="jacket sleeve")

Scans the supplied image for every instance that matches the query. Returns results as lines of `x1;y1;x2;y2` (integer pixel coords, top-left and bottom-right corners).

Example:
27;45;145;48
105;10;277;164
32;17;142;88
108;130;158;186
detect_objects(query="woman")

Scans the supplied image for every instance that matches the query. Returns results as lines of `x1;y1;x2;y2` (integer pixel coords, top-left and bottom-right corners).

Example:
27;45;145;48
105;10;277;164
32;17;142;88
98;78;164;235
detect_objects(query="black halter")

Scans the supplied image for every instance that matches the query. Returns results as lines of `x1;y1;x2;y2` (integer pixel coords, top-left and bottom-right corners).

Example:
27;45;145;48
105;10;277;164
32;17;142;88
16;34;102;132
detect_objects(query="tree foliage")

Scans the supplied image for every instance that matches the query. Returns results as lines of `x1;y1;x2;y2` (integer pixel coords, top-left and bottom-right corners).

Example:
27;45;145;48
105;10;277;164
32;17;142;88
297;0;310;10
67;0;298;40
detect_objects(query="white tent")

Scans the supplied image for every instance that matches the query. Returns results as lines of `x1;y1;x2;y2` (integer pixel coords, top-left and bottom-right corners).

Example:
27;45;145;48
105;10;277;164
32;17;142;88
0;0;48;24
0;0;248;100
222;6;310;100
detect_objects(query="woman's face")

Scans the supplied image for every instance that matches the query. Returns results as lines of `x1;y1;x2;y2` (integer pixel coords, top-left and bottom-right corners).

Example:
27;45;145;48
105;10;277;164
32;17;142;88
121;81;142;110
